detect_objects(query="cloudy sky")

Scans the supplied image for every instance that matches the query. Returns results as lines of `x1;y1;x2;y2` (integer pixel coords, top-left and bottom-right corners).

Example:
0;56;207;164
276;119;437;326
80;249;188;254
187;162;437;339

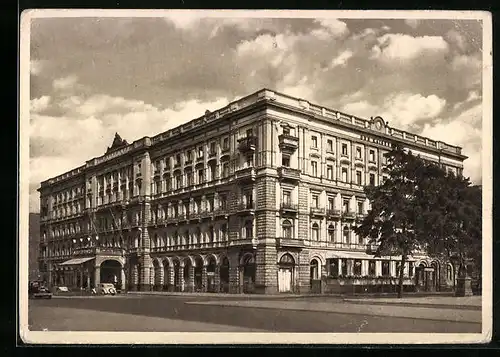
28;13;484;213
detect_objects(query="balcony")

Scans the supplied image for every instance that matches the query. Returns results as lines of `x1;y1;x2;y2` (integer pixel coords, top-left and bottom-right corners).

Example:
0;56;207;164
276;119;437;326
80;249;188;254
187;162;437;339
73;246;126;256
236;202;255;215
280;202;298;213
278;134;299;153
277;167;301;182
310;207;326;216
230;237;258;247
342;211;357;220
276;237;304;248
326;209;341;219
213;207;229;218
234;166;256;183
237;136;257;153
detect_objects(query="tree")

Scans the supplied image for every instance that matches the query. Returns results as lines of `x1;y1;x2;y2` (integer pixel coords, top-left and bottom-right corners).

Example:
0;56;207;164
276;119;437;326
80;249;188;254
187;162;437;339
416;171;482;293
354;144;433;298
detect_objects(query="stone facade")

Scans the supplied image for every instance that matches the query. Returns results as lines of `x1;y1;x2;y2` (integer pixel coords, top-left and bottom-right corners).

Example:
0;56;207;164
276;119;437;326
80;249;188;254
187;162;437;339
38;89;466;295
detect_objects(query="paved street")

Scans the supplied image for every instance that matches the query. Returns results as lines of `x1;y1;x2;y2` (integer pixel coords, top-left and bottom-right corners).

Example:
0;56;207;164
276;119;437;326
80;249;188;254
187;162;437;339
28;293;481;333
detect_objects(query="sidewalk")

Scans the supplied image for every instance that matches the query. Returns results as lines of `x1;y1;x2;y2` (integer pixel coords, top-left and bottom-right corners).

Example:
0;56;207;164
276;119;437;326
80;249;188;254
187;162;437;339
185;299;481;324
343;295;482;310
127;291;321;299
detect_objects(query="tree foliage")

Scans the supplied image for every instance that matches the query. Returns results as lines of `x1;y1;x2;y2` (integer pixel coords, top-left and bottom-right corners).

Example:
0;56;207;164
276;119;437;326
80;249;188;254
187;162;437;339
354;143;482;297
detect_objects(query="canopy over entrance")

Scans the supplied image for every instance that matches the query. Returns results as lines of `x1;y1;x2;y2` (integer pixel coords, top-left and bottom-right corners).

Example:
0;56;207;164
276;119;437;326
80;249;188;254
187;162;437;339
60;257;95;266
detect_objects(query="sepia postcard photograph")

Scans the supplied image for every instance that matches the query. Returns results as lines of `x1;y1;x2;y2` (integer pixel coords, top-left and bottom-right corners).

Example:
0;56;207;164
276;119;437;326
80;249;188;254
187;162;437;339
19;9;492;345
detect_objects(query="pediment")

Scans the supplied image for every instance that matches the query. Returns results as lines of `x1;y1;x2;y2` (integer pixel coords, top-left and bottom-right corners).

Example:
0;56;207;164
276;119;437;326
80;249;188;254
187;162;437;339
106;132;129;154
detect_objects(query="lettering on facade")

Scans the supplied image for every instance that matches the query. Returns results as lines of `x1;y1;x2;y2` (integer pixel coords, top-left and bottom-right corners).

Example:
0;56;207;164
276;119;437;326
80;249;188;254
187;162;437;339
95;146;132;165
360;134;391;147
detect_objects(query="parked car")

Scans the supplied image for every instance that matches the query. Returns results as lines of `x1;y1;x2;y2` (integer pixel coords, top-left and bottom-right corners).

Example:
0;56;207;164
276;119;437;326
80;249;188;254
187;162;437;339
95;283;117;295
29;281;52;299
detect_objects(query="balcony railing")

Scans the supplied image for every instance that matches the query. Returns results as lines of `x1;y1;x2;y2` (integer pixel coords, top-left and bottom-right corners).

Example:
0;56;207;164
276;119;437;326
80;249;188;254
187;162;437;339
236;202;255;214
278;134;299;153
342;211;357;220
280;202;298;212
326;209;341;218
276;237;304;248
277;167;301;181
230;237;257;247
234;166;256;182
237;136;257;152
151;241;229;253
72;246;124;256
310;207;326;216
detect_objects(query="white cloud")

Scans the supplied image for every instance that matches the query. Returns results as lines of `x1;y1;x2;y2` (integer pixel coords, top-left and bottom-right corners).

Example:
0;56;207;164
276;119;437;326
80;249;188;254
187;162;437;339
30;96;51;113
420;104;482;183
371;34;449;61
445;29;467;51
404;19;420;29
342;92;447;129
52;75;79;91
30;60;45;76
330;50;354;68
313;19;349;37
163;12;204;30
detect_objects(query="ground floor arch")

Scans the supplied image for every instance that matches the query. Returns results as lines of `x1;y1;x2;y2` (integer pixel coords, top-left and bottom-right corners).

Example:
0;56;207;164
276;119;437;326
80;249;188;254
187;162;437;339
206;255;218;293
220;256;230;293
194;256;204;292
310;258;322;294
240;252;256;294
100;259;122;287
278;253;295;293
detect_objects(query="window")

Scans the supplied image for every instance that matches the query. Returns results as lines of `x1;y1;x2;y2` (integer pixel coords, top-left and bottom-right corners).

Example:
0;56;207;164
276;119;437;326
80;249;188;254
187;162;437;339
283;127;290;135
282;219;292;238
222;162;229;177
209;163;216;180
186;171;193;186
356;147;362;159
356;171;362;185
221;224;228;241
312;195;319;208
282;155;290;167
328;197;334;210
209;142;216;155
246;128;253;137
447;264;453;281
244;191;253;208
219;195;227;210
353;260;362;275
312;223;320;241
342;143;348;156
155;181;161;194
311;161;318;177
198;146;204;159
328;224;335;242
175;175;182;189
326;165;333;180
222;137;229;150
208;226;215;243
186;150;192;162
283;191;291;205
342;226;349;243
341;259;348;276
165;175;172;191
311;135;318;148
328;258;339;278
341;168;348;182
207;197;215;211
246;155;254;167
342;199;349;213
198;169;204;184
244;220;253;238
176;154;181;166
369;173;375;186
382;261;390;276
369;150;375;162
327;139;333;152
357;201;364;214
369;261;376;276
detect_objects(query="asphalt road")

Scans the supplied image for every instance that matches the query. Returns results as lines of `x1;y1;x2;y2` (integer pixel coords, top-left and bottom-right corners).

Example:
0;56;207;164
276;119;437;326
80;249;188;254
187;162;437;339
28;294;481;333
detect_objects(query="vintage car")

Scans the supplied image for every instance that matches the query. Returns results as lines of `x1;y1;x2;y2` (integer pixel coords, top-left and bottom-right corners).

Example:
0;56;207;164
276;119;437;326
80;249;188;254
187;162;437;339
95;283;117;295
29;281;52;299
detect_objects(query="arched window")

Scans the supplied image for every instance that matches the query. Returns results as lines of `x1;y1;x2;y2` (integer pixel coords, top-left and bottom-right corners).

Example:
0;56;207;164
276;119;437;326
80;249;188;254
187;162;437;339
220;223;228;241
244;220;253;238
279;254;295;265
328;224;335;242
311;222;320;241
343;226;349;243
196;227;201;244
173;231;178;246
282;220;293;238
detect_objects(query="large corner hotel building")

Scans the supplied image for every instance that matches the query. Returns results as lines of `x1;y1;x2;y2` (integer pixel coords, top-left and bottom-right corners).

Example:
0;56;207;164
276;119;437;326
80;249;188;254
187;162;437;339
37;89;466;295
